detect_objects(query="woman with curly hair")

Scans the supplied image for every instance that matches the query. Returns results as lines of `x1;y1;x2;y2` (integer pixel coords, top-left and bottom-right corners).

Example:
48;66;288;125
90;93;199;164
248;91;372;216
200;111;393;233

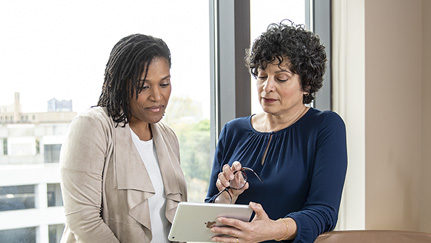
206;20;347;243
60;34;187;242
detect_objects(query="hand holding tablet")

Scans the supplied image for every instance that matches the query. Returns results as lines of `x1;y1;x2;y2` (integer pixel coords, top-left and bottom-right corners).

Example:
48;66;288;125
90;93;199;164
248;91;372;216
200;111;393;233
168;202;253;242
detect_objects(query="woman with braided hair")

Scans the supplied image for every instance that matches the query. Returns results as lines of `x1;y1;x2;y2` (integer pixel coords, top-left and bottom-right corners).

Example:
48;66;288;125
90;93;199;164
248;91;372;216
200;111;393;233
60;34;187;242
206;20;347;243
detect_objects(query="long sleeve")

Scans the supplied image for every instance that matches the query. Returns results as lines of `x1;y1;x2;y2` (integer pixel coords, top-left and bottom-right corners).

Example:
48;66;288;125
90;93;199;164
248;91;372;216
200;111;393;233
60;112;120;243
287;112;347;243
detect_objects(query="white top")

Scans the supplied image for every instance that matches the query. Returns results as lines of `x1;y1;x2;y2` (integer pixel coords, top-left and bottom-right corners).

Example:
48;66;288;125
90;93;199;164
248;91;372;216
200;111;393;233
130;129;170;243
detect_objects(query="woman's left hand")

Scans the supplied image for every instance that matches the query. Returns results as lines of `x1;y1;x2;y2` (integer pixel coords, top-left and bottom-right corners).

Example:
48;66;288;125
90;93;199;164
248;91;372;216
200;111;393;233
210;202;280;243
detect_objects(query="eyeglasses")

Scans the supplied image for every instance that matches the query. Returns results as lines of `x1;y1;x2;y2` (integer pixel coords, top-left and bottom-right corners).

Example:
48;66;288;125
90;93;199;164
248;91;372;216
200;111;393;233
208;167;263;203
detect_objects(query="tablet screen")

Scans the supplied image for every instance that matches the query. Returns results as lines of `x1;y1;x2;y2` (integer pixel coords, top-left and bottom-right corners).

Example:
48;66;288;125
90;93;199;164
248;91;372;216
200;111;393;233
168;202;253;242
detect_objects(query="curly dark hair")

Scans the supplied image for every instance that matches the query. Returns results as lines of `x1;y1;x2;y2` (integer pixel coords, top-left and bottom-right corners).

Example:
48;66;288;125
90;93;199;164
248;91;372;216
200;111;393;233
245;20;327;104
97;34;171;126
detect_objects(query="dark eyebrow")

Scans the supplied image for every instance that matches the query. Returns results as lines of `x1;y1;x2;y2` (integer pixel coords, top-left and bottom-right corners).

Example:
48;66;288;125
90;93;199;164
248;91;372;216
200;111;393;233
161;75;171;81
140;74;171;82
258;66;293;75
275;69;293;75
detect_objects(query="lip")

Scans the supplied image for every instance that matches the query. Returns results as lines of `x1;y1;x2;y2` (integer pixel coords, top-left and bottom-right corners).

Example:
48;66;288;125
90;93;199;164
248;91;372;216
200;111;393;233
262;97;277;103
145;105;164;113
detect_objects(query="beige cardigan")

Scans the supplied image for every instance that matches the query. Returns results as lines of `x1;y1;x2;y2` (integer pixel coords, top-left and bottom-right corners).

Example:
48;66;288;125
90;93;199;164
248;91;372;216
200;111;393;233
60;107;187;242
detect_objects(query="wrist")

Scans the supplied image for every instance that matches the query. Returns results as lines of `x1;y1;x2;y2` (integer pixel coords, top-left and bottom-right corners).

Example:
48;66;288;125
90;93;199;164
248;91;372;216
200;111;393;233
214;191;232;204
274;218;289;241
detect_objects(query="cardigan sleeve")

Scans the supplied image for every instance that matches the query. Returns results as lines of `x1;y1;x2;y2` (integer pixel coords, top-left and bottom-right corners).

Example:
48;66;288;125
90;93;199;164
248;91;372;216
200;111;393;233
60;111;120;243
287;112;348;243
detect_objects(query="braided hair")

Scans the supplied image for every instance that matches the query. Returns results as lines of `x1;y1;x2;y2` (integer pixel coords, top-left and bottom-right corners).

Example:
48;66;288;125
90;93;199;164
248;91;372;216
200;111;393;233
97;34;171;126
245;20;327;104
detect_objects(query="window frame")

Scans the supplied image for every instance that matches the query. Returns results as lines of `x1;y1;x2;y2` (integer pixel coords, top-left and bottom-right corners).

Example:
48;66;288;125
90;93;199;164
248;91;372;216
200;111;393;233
209;0;251;159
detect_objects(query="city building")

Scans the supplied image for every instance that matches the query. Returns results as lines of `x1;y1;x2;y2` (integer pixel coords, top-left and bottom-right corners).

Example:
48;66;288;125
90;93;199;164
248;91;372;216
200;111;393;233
0;92;76;243
47;99;73;113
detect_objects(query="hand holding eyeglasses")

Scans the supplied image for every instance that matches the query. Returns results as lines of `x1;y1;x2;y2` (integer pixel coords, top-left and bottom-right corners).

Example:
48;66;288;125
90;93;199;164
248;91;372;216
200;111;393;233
211;201;296;243
209;161;263;204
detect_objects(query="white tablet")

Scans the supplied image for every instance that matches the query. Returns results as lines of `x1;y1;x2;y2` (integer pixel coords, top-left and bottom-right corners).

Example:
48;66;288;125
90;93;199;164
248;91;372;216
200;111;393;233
168;202;253;242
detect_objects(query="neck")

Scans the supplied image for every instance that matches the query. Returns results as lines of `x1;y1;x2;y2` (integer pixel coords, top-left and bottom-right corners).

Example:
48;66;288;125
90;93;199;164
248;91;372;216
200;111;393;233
129;119;152;141
263;105;309;132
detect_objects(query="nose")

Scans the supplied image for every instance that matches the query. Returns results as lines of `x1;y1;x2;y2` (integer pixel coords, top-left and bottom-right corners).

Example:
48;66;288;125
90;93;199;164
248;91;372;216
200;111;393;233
149;86;162;101
263;76;275;92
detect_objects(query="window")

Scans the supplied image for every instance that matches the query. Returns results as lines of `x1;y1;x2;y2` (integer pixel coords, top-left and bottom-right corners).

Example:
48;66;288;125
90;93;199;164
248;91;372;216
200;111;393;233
44;144;61;163
1;1;210;241
47;183;63;207
0;227;36;243
0;185;35;212
2;138;6;155
35;139;40;154
49;224;65;243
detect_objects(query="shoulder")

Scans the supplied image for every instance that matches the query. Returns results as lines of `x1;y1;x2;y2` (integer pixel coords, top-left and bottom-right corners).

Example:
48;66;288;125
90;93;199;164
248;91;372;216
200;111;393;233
307;108;345;128
73;106;110;123
219;116;252;137
224;116;252;130
217;116;253;142
69;107;114;134
304;109;346;143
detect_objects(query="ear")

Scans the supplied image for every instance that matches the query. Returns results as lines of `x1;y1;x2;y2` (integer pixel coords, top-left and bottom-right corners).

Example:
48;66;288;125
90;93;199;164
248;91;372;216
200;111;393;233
303;83;311;94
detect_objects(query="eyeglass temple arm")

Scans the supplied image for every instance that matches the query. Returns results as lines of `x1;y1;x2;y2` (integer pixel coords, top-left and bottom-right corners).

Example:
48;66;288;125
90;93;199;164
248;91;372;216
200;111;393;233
241;167;264;183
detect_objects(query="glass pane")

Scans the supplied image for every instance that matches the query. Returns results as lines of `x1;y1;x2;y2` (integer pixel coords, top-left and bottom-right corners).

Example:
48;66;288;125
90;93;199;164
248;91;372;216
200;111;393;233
49;224;65;243
2;138;6;155
47;184;63;207
0;1;210;242
0;185;35;212
44;144;62;163
0;227;36;243
250;0;307;114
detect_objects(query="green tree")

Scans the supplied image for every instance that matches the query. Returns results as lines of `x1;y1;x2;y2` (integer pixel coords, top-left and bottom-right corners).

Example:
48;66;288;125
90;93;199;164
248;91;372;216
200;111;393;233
164;97;212;202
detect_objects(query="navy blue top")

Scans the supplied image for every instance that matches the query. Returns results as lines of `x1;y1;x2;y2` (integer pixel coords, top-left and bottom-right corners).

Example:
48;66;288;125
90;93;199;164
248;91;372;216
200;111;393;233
205;108;347;243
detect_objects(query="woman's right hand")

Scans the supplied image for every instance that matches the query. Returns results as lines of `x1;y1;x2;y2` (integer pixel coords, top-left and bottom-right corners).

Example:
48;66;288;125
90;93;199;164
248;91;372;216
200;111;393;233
215;161;249;203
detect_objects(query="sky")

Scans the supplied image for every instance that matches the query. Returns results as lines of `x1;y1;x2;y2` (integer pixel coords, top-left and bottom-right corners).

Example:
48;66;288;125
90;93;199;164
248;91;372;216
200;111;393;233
0;0;210;115
0;0;305;116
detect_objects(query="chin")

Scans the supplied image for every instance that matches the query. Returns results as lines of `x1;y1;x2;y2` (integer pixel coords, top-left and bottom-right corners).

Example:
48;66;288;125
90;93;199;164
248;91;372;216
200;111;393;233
262;108;282;116
151;114;165;124
261;105;275;112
